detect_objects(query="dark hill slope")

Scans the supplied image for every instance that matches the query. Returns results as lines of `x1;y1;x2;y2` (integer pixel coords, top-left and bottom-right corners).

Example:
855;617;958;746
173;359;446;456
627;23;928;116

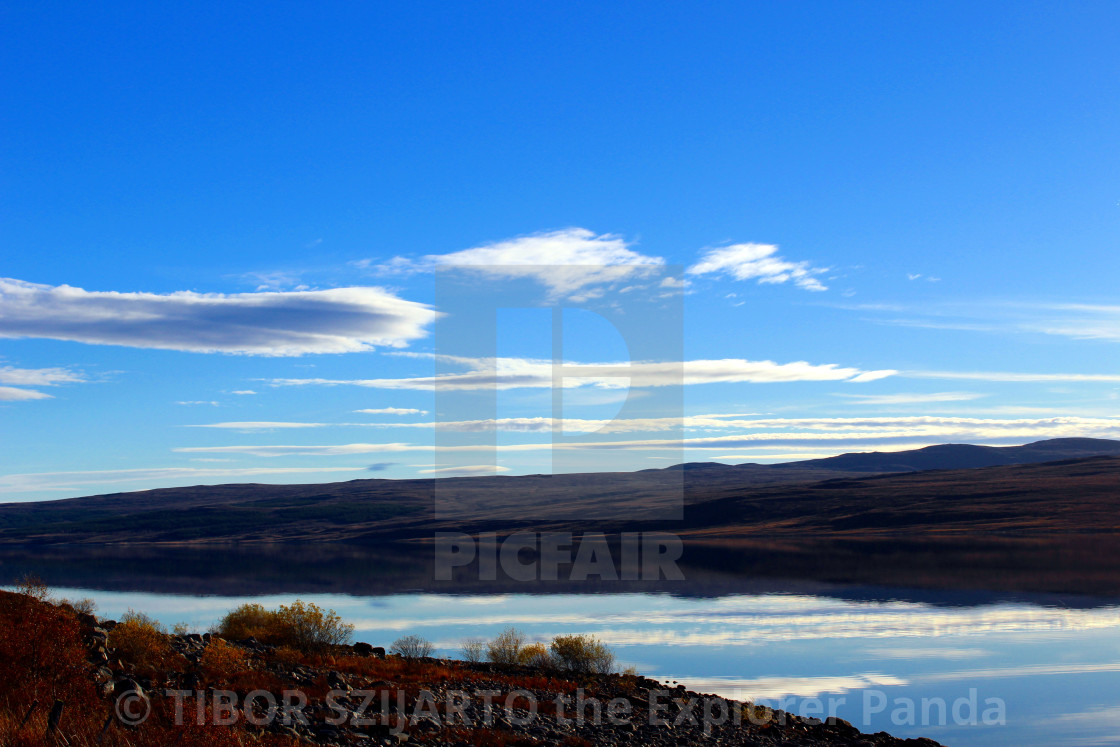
2;438;1119;544
0;463;860;544
673;455;1120;538
771;437;1120;473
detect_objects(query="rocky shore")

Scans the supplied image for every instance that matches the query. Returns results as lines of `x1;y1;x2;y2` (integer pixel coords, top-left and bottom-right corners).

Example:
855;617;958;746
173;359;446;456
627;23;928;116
74;612;941;747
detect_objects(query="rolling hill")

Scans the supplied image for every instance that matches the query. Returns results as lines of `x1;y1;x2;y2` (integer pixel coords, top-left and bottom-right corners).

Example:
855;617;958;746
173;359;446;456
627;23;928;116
0;438;1118;544
768;437;1120;473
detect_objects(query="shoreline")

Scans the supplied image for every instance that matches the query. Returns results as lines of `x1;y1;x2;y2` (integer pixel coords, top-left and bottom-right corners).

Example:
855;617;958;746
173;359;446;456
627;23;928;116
0;588;944;747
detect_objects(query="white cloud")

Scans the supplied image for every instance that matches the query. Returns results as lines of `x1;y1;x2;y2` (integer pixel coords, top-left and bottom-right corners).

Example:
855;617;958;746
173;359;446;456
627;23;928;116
908;370;1120;383
0;386;52;401
0;277;437;355
1017;303;1120;343
351;255;421;276
860;300;1120;343
687;243;829;291
0;364;86;402
173;414;1120;457
417;465;511;475
0;466;369;494
239;270;309;292
359;228;664;298
176;443;417;457
232;390;257;395
681;673;909;701
344;593;1120;648
269;355;894;391
355;407;427;415
861;646;991;661
186;421;332;430
834;392;986;405
0;365;85;386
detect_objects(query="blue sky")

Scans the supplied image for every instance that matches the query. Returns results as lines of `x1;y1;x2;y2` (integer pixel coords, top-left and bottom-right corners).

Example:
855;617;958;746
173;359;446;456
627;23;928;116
1;1;1119;500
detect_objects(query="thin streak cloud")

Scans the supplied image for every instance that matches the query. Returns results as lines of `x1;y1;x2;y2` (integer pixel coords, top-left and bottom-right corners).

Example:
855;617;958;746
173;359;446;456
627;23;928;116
268;355;894;391
0;466;369;494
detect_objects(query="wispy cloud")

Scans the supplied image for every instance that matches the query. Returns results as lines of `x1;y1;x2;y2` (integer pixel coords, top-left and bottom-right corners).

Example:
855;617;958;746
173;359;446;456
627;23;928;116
0;466;369;494
907;370;1120;383
176;443;417;456
860;646;991;661
834;392;986;405
0;386;53;401
1019;303;1120;343
343;592;1120;644
0;277;437;355
687;243;829;291
0;364;86;401
185;421;332;430
418;465;511;476
173;415;1120;457
859;300;1120;344
357;228;664;299
172;414;1120;461
0;365;85;386
268;354;894;391
238;269;309;292
676;673;908;701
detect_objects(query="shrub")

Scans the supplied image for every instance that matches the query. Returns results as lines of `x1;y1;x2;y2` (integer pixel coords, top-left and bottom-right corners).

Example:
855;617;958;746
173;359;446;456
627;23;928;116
390;634;434;660
460;637;486;663
0;589;97;714
486;627;526;665
519;642;552;668
275;600;354;651
216;599;353;652
110;610;173;674
199;638;250;683
58;596;97;616
13;573;49;601
216;602;274;640
549;634;615;675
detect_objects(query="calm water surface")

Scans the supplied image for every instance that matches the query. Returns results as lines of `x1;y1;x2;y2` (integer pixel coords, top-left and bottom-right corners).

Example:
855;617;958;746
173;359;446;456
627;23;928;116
28;586;1120;747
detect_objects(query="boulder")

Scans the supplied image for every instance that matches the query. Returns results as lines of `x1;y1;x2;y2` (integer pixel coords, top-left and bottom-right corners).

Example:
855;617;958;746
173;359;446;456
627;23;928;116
113;677;143;697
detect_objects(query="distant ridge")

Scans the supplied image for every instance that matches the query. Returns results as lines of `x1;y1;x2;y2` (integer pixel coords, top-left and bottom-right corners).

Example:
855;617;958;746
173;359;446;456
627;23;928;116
2;438;1120;544
766;437;1120;473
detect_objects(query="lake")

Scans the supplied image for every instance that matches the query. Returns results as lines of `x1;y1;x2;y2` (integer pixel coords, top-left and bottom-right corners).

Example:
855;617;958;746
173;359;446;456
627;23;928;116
4;544;1119;746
